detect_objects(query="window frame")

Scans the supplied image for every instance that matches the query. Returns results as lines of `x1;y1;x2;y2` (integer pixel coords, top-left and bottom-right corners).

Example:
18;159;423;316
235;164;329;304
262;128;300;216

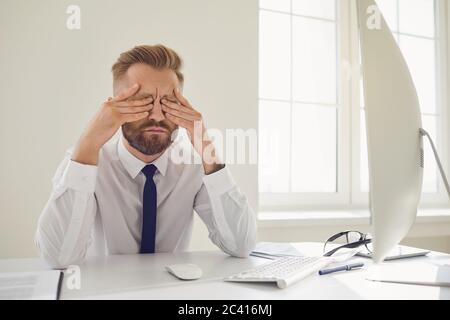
259;0;450;211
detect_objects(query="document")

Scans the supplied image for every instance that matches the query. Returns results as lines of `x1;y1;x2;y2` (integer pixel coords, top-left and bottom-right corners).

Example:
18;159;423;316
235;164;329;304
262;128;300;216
251;242;304;259
251;242;362;264
0;270;63;300
366;262;450;287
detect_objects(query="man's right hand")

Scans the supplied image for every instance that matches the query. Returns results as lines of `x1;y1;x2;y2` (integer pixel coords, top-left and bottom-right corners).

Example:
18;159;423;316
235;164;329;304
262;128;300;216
72;84;153;165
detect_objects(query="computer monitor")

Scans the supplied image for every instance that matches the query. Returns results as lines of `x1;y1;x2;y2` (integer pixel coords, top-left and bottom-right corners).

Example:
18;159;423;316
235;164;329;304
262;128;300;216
356;0;424;263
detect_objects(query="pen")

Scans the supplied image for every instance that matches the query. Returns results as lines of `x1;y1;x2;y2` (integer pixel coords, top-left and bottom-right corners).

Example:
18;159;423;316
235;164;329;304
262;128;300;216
318;262;364;276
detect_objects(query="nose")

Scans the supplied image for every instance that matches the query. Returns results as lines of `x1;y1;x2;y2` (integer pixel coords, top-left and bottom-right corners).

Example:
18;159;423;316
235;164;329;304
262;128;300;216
148;94;165;122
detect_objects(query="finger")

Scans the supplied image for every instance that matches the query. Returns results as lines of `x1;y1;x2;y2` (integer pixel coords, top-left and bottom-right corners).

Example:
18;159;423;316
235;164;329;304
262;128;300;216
173;88;193;109
115;96;154;108
113;84;140;102
121;111;149;123
162;105;198;121
161;99;197;115
116;105;153;114
165;113;191;128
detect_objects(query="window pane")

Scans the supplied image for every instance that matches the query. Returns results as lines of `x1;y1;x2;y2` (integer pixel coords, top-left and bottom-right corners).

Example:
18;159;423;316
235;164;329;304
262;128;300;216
376;0;398;32
291;104;337;192
259;11;291;100
259;0;291;13
399;35;436;114
422;115;438;193
399;0;435;38
259;100;291;193
292;17;337;103
292;0;336;20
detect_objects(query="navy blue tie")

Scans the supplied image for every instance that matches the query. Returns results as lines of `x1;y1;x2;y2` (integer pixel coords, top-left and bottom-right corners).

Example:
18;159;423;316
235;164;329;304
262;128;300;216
140;164;158;254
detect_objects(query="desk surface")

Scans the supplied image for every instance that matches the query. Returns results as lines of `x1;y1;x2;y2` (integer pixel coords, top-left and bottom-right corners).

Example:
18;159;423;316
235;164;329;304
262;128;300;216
1;243;449;300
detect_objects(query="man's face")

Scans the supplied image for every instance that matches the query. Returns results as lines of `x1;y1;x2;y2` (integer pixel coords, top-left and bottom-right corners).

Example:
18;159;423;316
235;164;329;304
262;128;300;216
115;64;180;156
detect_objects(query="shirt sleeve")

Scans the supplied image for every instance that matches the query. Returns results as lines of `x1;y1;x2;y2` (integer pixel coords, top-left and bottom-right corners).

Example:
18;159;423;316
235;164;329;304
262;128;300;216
193;167;257;258
35;150;98;269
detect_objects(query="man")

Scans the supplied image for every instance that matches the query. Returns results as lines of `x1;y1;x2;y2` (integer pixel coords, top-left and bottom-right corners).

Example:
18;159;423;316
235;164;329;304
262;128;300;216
35;44;257;268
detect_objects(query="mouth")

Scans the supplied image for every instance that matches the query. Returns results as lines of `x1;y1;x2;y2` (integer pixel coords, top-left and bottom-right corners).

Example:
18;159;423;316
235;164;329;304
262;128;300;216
142;127;168;134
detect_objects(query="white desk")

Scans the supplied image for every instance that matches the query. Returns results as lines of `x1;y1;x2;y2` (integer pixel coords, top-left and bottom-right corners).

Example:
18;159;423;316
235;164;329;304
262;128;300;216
1;243;449;300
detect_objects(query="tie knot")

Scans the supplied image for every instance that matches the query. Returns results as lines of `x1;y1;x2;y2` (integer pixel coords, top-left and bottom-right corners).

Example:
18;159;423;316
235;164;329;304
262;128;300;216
142;164;157;178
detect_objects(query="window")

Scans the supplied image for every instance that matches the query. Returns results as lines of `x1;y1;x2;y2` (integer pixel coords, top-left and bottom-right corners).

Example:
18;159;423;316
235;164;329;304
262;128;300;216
259;0;449;210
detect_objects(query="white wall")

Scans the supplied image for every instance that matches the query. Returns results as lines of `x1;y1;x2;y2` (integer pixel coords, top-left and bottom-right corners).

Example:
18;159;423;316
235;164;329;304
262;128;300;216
0;0;258;258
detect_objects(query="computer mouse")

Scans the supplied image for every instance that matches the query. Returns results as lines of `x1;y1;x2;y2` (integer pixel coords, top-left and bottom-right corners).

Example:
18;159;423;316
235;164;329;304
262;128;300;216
165;263;203;280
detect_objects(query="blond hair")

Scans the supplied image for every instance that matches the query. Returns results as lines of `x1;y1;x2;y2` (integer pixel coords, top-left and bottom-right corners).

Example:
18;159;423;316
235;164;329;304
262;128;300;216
112;44;184;85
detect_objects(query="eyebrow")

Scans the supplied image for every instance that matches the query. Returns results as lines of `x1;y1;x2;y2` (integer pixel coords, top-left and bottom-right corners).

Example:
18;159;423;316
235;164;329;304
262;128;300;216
129;91;176;101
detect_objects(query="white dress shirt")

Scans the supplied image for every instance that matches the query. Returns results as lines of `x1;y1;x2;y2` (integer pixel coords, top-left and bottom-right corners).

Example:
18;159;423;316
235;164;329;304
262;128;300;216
35;136;257;268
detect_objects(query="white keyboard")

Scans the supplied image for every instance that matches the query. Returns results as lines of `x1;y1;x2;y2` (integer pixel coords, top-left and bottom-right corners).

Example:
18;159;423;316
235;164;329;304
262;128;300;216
224;256;333;289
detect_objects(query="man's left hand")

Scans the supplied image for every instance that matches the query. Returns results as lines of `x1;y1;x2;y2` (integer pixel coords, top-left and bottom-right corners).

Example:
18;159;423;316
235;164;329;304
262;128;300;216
161;88;225;175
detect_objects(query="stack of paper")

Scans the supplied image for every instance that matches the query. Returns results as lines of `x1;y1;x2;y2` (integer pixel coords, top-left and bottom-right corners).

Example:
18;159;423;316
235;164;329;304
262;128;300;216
0;270;63;300
366;262;450;287
250;242;304;260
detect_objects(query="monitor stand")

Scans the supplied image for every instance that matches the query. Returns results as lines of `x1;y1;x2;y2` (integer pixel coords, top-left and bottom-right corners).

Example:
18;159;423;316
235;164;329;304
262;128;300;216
420;128;450;199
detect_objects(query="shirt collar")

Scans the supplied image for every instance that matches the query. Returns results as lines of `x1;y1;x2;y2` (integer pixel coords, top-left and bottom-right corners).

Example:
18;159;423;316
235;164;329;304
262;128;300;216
118;137;169;179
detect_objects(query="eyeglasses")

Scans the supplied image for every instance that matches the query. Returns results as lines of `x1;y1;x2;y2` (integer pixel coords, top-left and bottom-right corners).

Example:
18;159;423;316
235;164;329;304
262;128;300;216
323;231;372;257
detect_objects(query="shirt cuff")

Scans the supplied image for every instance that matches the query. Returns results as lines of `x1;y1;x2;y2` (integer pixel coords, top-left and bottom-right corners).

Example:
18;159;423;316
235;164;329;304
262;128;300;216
202;166;236;195
59;160;98;193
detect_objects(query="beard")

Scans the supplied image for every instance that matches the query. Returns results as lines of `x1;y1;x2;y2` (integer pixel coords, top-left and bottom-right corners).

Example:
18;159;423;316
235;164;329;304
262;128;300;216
122;119;177;156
